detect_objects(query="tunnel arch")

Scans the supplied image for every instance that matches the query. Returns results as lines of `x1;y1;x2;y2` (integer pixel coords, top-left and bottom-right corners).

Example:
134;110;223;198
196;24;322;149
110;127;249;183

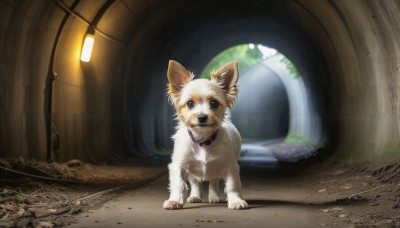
132;4;330;162
1;0;400;164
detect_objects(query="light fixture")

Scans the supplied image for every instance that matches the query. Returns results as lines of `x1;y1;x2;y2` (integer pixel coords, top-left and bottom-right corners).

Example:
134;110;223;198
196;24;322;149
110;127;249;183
80;26;95;62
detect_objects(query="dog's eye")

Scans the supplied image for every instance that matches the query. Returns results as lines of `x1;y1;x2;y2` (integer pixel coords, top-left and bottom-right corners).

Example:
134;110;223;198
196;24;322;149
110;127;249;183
187;100;195;109
210;100;219;109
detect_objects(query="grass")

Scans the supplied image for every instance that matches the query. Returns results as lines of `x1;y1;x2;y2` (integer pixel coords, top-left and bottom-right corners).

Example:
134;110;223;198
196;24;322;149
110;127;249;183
154;148;171;156
284;133;318;147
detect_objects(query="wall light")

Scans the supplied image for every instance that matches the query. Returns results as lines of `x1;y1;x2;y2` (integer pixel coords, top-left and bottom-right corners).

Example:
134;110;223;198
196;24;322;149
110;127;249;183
81;27;95;62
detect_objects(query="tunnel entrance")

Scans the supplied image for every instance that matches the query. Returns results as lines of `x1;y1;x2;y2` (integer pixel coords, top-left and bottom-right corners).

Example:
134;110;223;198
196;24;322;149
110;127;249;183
198;43;324;166
199;44;290;141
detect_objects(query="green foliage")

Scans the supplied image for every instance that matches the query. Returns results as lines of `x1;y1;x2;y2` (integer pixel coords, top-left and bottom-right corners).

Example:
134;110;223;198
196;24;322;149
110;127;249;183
200;44;263;79
200;44;301;79
0;188;9;197
0;188;28;204
0;158;10;167
16;193;28;203
278;53;301;78
154;148;171;156
284;133;317;147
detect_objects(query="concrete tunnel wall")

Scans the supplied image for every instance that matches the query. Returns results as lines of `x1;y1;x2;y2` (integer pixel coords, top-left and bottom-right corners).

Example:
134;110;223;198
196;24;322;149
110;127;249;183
1;0;400;163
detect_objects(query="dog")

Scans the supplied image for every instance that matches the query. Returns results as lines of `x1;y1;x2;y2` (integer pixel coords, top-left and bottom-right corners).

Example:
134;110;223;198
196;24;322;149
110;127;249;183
163;60;248;210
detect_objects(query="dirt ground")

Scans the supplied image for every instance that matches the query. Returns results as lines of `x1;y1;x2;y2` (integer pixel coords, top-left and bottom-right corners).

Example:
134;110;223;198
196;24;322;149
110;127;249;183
296;161;400;227
1;158;400;227
0;159;166;227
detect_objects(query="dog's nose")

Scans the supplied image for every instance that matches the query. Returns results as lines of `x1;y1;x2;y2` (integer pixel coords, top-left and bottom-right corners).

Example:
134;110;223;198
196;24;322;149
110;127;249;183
197;114;208;123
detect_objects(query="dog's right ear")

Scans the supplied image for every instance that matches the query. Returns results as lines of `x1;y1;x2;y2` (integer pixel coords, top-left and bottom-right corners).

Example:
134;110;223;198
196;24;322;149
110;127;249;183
167;60;193;104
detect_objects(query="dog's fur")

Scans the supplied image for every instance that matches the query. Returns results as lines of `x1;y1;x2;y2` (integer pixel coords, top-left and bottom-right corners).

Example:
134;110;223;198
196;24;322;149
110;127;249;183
163;60;248;210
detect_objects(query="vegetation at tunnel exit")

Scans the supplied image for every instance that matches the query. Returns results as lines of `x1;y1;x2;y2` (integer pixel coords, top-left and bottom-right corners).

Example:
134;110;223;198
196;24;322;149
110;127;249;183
200;44;301;78
200;44;262;78
277;53;301;78
284;132;318;147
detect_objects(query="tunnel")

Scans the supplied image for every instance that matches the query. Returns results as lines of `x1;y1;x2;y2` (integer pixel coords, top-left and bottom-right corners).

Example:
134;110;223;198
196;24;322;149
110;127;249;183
231;57;290;142
2;0;400;165
2;1;400;227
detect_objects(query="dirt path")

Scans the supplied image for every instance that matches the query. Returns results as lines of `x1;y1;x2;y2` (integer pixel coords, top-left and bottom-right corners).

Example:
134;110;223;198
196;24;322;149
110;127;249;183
67;171;324;228
66;163;400;228
2;160;400;227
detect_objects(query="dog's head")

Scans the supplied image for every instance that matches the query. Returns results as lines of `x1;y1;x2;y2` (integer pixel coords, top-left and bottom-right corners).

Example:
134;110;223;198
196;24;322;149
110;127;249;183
167;60;238;134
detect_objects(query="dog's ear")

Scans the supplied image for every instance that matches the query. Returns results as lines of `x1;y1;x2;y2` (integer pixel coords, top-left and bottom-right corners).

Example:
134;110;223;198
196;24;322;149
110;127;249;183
211;61;239;107
167;60;193;104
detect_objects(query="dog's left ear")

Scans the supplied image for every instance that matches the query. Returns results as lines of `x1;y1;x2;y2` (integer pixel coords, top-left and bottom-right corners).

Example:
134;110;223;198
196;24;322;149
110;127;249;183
211;61;239;107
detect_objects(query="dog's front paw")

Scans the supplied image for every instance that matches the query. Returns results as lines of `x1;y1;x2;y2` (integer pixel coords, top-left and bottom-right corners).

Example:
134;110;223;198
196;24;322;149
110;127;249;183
228;199;248;210
187;197;202;203
163;200;183;210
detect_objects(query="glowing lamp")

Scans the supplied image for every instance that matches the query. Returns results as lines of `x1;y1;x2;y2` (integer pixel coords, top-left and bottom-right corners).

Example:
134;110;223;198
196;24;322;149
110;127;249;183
81;26;94;62
80;34;94;62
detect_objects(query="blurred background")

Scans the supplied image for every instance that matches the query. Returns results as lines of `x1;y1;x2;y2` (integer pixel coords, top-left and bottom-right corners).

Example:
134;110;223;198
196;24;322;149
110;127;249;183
1;0;400;167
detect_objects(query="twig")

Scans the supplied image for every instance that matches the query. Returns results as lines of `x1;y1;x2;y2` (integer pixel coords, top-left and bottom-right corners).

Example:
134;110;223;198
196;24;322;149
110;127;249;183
28;187;43;196
61;193;69;204
74;186;124;202
348;185;386;199
2;206;73;221
0;166;83;184
36;206;72;218
386;163;400;181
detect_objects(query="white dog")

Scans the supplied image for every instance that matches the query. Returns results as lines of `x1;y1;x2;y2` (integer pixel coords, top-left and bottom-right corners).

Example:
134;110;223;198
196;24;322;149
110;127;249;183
163;60;248;210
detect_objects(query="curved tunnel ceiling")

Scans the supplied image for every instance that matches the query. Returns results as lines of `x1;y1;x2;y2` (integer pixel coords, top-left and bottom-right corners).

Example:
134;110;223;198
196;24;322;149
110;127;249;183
1;0;400;164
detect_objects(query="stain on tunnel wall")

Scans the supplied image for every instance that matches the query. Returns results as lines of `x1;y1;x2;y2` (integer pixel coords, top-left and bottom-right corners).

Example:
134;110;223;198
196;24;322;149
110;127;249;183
1;0;400;164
